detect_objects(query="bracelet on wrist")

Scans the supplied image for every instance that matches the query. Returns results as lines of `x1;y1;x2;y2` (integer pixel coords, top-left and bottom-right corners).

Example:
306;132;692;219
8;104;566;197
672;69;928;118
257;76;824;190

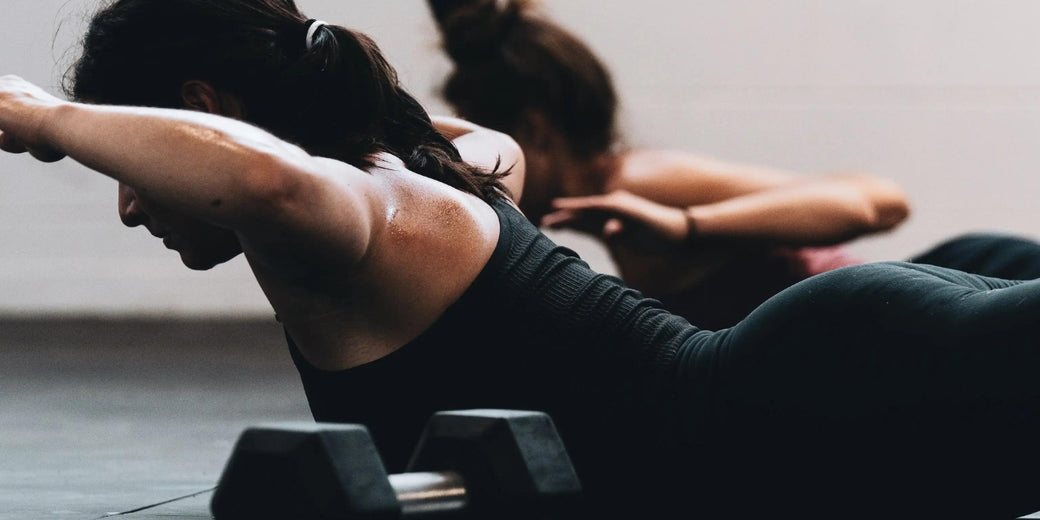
683;208;699;243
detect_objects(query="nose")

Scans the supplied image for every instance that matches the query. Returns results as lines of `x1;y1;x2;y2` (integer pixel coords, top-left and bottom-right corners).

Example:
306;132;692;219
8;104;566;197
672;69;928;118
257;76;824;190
117;184;146;227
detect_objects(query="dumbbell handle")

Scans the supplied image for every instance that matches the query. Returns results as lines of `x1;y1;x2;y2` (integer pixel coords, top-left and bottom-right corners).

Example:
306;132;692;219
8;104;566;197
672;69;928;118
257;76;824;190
388;471;469;516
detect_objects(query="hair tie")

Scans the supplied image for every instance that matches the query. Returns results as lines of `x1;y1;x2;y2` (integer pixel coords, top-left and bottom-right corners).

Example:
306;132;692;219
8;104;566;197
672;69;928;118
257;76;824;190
305;19;329;50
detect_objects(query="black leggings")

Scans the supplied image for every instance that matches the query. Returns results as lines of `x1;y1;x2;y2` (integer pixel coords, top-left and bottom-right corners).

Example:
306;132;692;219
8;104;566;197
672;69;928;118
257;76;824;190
678;259;1040;518
910;232;1040;280
659;232;1040;331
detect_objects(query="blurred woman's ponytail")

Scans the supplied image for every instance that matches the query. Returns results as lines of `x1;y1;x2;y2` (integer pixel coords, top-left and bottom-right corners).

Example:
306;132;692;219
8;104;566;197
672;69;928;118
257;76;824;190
432;0;618;160
434;0;529;66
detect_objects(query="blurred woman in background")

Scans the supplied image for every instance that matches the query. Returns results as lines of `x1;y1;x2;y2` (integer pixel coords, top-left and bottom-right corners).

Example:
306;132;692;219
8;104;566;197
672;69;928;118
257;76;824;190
426;0;1040;329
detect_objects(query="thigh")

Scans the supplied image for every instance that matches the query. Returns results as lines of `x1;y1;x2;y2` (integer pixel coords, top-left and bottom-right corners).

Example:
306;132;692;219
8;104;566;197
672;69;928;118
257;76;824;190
692;262;1040;517
725;261;1039;410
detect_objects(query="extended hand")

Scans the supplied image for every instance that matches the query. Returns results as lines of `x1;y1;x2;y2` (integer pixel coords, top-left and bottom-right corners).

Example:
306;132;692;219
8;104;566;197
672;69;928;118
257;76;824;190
0;75;67;162
541;190;690;243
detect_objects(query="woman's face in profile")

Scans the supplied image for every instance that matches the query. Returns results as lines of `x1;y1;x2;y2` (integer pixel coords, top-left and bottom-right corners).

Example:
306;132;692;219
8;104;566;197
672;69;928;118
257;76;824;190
117;183;242;270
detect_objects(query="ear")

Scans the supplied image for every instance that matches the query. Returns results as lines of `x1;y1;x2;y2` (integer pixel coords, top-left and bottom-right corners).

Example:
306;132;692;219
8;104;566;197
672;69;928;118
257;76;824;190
180;80;244;118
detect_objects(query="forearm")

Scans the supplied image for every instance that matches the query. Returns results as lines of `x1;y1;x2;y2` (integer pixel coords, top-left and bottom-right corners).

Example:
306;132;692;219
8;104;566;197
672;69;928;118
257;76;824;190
686;175;909;245
43;102;310;226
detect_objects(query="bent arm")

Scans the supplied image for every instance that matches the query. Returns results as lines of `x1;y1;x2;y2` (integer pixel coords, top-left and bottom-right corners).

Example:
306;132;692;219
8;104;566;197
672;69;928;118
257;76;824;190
682;173;909;244
431;115;526;200
615;151;910;245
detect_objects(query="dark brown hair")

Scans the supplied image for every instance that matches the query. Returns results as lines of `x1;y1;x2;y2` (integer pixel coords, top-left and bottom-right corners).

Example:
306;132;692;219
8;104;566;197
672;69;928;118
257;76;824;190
433;0;618;159
66;0;507;200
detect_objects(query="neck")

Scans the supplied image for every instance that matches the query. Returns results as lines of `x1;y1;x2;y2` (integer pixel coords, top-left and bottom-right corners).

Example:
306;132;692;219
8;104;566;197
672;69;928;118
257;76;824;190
519;143;620;220
567;152;619;195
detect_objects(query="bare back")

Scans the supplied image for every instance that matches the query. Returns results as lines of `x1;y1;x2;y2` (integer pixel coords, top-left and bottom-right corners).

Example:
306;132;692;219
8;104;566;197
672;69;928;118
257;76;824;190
245;154;501;371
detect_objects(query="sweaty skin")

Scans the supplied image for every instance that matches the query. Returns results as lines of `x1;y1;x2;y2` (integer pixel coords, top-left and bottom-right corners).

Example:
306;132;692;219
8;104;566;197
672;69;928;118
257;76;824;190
8;70;1040;520
0;75;510;371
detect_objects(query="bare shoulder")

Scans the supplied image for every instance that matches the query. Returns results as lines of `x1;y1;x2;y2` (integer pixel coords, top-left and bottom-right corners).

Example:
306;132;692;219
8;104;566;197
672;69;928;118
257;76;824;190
241;153;499;289
365;154;501;295
265;155;503;370
371;154;500;238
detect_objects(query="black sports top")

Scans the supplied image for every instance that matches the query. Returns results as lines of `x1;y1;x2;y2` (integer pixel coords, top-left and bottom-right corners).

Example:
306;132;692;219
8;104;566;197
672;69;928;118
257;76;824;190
287;196;719;506
286;196;1040;518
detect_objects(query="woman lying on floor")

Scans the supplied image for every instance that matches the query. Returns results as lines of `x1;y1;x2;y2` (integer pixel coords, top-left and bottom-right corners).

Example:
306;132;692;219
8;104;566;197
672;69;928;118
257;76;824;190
2;0;1040;518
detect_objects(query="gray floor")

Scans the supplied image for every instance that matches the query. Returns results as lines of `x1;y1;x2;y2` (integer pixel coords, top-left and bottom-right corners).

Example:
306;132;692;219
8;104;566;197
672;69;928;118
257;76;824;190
4;317;1040;520
1;318;311;520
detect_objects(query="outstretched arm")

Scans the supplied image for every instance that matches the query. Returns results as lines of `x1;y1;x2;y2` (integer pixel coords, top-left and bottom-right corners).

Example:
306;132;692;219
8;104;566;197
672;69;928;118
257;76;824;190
0;75;379;263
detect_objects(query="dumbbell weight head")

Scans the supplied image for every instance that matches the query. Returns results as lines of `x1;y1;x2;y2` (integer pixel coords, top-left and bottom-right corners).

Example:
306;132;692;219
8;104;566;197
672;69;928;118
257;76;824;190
406;409;582;515
210;422;399;519
210;409;582;519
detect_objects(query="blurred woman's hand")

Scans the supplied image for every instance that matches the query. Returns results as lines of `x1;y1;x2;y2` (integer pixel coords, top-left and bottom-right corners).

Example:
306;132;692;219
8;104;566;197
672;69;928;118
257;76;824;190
542;190;689;244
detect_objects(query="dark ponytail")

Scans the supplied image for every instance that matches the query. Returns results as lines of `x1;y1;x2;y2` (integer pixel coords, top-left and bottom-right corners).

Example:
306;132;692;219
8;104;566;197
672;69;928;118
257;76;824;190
66;0;508;200
433;0;618;160
308;24;506;198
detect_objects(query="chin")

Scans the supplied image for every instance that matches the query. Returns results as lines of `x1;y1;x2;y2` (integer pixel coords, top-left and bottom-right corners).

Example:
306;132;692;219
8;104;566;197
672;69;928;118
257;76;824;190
181;258;220;271
173;240;242;271
178;251;226;271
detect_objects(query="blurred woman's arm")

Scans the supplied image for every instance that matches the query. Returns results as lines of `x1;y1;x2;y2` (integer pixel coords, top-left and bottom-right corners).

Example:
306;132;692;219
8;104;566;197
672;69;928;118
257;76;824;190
558;150;910;245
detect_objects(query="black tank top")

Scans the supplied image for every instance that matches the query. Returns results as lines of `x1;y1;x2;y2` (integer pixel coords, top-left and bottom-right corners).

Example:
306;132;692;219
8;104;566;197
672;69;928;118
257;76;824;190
284;200;1040;518
287;197;718;508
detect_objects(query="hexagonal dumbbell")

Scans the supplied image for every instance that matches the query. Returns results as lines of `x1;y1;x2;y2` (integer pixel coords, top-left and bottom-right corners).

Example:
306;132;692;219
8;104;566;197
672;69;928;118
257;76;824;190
210;409;582;519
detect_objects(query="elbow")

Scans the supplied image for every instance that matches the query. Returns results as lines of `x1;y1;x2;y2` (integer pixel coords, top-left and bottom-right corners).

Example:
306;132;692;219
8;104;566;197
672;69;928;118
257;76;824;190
876;197;911;231
858;200;909;235
867;177;911;231
489;128;525;172
458;120;523;169
836;173;911;232
490;130;526;201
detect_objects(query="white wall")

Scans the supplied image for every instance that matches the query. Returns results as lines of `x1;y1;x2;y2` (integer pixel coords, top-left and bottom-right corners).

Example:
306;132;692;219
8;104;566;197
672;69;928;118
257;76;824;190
3;0;1040;316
